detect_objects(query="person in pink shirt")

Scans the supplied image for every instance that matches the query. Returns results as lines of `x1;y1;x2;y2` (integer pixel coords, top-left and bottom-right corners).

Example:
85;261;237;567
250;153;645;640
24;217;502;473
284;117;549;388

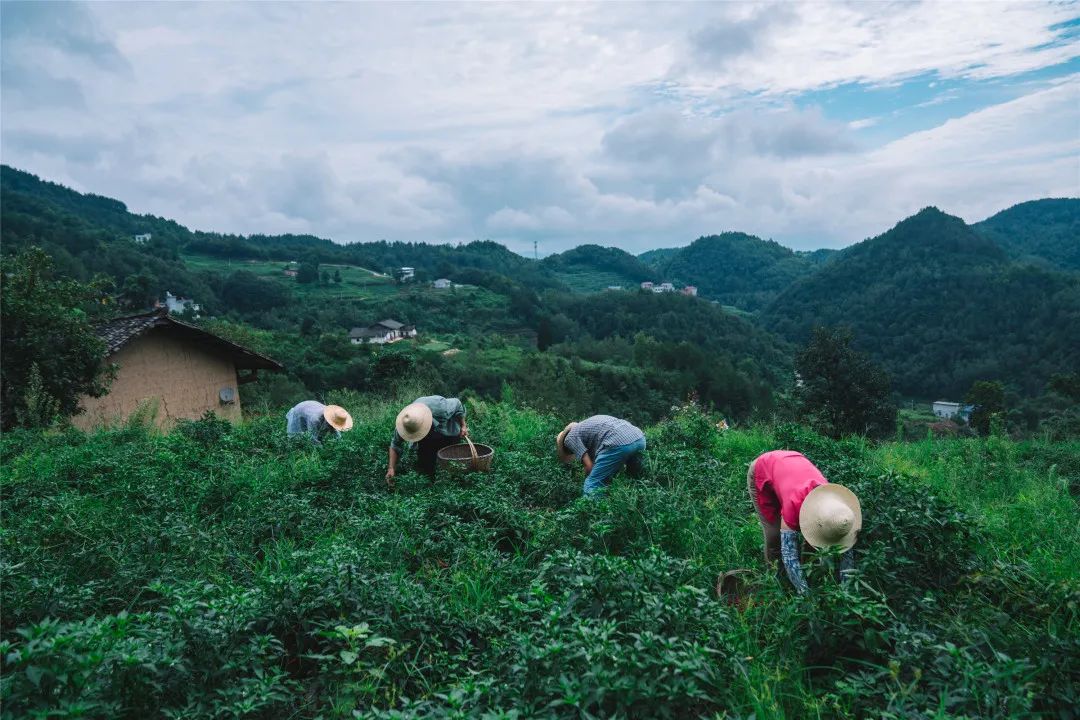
748;450;862;594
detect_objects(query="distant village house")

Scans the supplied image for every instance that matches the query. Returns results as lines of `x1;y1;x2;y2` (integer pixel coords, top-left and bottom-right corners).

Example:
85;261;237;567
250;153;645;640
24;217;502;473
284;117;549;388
640;281;654;290
433;278;452;289
133;233;152;244
399;267;416;282
155;291;201;316
654;282;675;293
681;286;698;297
74;309;282;429
932;401;973;421
349;319;417;345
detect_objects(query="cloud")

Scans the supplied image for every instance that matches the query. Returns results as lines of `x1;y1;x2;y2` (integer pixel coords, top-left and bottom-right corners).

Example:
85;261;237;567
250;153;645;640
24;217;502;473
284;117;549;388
688;5;797;69
1;1;129;111
0;2;1075;255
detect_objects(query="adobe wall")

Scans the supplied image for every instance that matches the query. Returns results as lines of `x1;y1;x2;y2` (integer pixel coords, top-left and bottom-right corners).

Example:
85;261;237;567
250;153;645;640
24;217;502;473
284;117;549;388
74;328;242;429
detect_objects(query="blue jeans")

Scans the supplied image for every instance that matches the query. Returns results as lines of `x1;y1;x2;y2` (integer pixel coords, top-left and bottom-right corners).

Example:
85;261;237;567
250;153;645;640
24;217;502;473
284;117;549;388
583;437;647;497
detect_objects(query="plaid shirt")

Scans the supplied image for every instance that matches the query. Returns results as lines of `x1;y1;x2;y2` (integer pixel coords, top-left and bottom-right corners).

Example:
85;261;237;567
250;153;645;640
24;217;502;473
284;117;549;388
563;415;644;461
390;396;466;452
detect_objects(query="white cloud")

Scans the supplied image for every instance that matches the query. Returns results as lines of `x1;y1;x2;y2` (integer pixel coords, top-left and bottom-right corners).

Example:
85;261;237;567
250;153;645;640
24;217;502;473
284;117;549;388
1;1;1076;253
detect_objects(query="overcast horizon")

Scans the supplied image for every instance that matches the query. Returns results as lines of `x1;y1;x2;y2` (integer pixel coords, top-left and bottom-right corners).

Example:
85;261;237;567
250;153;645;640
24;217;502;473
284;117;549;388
2;1;1078;255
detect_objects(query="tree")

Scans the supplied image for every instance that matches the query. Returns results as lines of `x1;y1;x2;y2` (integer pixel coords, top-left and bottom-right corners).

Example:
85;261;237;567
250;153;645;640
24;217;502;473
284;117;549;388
793;326;896;438
965;380;1005;435
296;256;320;284
333;269;342;284
321;270;331;284
536;317;554;351
0;248;113;428
220;271;291;313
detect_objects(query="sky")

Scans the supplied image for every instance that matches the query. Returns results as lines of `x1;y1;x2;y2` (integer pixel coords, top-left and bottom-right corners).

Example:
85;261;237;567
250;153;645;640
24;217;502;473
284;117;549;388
1;1;1078;255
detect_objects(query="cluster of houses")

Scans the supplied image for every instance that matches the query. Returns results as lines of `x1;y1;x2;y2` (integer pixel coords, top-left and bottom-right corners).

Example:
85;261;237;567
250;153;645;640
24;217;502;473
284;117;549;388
640;281;697;296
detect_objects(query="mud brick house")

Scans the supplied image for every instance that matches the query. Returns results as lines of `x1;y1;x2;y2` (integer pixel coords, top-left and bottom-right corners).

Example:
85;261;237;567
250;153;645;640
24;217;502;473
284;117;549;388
74;309;282;429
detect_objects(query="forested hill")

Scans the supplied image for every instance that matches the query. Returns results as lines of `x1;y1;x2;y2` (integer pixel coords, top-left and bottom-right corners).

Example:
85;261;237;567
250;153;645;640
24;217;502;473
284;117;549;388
540;244;657;291
640;232;818;311
973;197;1080;271
761;207;1080;398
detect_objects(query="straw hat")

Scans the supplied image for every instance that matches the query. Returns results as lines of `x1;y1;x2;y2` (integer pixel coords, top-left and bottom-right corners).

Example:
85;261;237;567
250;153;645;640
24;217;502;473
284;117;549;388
323;405;353;432
799;484;862;550
396;402;433;442
556;422;578;464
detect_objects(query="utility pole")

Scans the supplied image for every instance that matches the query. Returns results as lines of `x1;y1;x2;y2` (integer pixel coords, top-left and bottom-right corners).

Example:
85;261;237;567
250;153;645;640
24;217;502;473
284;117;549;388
533;240;538;260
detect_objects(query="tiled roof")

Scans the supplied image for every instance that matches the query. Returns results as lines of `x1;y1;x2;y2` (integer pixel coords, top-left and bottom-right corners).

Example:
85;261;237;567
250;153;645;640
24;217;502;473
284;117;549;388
95;309;283;371
98;310;165;355
378;319;404;330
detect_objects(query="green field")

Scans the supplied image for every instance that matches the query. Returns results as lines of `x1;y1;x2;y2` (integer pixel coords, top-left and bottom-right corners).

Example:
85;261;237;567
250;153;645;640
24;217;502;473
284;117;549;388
550;268;642;293
2;398;1076;718
182;254;399;300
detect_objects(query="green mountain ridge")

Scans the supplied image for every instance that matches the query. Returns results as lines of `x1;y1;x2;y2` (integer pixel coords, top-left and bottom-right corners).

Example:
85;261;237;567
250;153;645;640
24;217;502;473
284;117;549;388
973;197;1080;271
762;207;1080;398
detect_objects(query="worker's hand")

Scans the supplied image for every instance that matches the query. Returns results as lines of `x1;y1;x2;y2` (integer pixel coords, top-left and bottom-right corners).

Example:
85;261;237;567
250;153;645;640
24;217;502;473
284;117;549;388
459;423;469;438
385;467;396;489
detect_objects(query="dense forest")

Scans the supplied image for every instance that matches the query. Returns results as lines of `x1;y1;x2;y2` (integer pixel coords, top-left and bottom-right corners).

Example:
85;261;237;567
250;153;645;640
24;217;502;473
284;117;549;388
762;207;1080;399
641;232;819;311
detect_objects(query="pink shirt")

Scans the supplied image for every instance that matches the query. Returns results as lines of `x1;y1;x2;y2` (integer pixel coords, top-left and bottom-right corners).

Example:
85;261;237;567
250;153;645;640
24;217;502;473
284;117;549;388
751;450;827;530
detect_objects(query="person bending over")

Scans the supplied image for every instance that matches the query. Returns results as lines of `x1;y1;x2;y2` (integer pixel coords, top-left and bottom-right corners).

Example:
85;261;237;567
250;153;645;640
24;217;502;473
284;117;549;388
386;395;467;486
557;415;646;497
285;400;352;444
748;450;862;594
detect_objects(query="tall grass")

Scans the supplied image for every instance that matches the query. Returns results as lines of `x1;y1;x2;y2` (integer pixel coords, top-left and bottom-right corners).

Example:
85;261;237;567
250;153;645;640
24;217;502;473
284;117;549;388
1;398;1076;718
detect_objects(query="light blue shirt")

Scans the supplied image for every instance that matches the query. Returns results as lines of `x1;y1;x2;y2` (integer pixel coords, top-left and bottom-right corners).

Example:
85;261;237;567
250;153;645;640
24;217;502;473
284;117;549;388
286;401;339;443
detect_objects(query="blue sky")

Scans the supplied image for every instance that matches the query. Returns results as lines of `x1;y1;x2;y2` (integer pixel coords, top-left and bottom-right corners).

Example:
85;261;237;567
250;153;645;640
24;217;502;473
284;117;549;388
2;1;1077;254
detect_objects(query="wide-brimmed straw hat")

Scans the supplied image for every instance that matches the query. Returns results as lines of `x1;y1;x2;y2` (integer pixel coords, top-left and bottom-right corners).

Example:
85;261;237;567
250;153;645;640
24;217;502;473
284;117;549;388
555;422;578;464
323;405;353;432
396;402;433;442
799;484;862;550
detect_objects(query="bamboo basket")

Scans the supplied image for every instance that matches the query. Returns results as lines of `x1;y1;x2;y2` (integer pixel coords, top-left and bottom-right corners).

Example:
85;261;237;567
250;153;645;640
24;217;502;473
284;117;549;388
436;436;495;473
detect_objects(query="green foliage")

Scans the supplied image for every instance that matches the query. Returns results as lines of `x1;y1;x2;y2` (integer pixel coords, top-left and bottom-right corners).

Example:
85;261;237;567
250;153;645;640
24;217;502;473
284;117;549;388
965;380;1006;436
793;326;897;438
0;248;113;429
974;197;1080;271
2;401;1076;718
647;232;817;311
764;207;1080;399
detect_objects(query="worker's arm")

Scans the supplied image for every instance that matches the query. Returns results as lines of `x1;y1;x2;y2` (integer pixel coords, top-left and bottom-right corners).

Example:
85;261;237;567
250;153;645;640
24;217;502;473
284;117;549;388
386;447;400;485
839;549;855;585
780;529;809;595
581;453;594;474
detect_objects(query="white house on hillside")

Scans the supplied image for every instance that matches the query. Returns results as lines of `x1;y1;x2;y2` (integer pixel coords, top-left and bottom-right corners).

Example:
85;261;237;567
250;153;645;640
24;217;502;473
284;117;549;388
349;319;417;345
160;291;200;316
653;282;675;293
932;401;973;421
134;233;152;244
433;278;452;289
640;281;654;290
399;267;416;281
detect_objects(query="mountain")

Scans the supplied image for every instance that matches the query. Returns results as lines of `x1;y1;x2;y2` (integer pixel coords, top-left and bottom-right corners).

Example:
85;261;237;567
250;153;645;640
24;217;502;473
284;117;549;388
641;232;818;311
541;244;656;291
637;247;680;266
762;207;1080;397
973;198;1080;271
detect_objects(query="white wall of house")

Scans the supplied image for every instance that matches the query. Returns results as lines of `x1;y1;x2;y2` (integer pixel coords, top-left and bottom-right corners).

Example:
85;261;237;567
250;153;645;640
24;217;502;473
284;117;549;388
932;401;962;419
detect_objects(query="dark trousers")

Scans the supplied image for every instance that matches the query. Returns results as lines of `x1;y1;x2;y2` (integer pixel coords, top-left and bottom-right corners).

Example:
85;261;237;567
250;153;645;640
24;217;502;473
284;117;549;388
416;432;458;476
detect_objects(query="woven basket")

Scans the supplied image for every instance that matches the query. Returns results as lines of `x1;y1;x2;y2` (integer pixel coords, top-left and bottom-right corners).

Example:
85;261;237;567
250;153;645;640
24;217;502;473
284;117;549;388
716;569;753;607
436;436;495;473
